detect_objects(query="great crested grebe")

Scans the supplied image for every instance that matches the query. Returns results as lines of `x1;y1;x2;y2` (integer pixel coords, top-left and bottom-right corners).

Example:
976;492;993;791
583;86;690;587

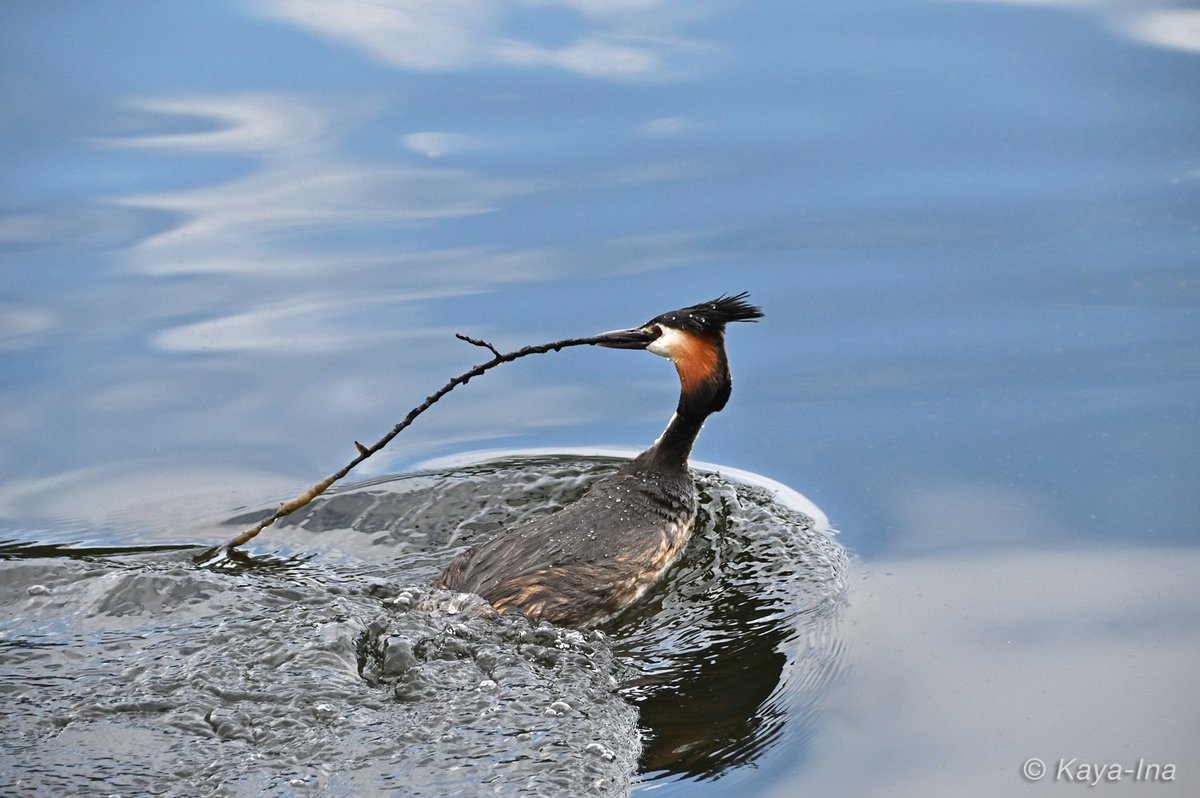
436;293;764;626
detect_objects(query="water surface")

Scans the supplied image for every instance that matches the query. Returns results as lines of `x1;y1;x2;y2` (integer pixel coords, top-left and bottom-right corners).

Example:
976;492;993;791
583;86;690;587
2;1;1197;795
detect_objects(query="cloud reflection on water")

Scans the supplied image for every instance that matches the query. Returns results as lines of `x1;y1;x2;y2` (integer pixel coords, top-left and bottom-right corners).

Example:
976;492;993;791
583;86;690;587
943;0;1200;54
401;131;480;159
97;95;539;281
4;71;698;522
251;0;711;80
0;204;158;252
0;462;300;538
762;471;1200;795
771;545;1200;797
151;295;426;354
1121;8;1200;54
96;95;328;155
0;302;59;351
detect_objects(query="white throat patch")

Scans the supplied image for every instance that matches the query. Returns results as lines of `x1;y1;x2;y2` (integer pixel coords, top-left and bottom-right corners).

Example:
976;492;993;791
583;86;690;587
646;326;690;360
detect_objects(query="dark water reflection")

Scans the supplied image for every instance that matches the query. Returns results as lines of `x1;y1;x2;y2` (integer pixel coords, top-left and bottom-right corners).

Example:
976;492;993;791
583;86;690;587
1;456;844;796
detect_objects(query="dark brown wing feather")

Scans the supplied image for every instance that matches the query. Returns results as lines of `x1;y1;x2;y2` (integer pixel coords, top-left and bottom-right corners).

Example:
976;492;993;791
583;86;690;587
437;465;695;625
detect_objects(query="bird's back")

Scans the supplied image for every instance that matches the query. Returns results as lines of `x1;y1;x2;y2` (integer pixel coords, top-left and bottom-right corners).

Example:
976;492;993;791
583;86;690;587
436;461;696;626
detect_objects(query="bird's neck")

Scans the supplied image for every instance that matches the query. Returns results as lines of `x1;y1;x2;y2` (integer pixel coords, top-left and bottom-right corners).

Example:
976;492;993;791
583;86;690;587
634;364;731;475
639;411;706;473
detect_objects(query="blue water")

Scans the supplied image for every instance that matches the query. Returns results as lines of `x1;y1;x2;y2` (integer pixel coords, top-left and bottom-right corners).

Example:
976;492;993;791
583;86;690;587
2;1;1197;796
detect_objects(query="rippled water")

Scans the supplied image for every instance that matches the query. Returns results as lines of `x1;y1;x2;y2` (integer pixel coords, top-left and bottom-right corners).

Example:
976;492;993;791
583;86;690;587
2;456;845;796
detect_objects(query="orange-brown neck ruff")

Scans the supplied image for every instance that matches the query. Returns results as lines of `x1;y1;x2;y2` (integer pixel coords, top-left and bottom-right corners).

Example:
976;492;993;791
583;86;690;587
669;330;721;393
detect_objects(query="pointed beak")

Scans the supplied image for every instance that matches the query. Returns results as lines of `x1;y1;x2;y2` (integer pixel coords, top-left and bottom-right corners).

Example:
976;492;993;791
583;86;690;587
592;327;656;349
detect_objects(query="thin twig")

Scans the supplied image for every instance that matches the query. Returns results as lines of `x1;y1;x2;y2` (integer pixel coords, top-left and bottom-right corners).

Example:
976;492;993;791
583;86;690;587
455;333;502;358
219;333;611;552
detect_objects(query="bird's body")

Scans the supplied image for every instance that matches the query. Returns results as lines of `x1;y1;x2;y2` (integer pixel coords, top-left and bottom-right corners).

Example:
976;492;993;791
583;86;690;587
437;293;763;626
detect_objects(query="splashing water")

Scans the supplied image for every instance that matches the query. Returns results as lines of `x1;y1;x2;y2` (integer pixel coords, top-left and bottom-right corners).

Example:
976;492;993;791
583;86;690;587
1;455;846;795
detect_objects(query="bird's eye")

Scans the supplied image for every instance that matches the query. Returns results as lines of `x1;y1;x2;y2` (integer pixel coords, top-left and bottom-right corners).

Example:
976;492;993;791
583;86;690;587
648;325;664;339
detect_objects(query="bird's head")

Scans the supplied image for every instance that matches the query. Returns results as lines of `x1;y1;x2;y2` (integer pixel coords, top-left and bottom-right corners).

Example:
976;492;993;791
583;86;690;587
592;292;764;418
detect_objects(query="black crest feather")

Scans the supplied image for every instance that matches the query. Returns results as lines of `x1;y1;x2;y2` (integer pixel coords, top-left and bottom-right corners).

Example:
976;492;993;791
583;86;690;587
648;291;764;333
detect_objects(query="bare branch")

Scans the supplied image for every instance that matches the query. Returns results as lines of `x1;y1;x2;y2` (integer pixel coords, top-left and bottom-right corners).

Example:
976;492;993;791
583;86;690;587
216;332;614;554
455;333;502;358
